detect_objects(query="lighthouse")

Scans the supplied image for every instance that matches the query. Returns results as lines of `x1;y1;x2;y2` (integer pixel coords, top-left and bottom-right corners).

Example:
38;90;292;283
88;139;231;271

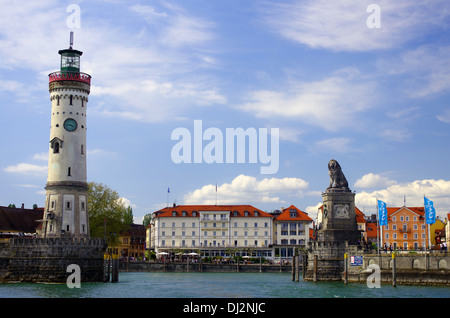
40;32;91;238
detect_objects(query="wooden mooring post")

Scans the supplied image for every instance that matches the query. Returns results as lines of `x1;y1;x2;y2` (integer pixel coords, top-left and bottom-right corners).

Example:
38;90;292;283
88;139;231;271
104;254;119;283
392;252;396;287
344;253;348;285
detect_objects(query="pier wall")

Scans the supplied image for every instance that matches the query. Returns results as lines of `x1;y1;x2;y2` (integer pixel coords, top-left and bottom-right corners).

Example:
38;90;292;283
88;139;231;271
119;261;292;273
0;238;107;283
346;252;450;286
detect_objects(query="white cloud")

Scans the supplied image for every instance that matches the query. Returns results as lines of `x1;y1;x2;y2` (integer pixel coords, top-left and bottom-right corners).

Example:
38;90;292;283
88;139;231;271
183;174;309;205
261;0;450;52
305;202;323;222
381;45;450;98
379;129;412;142
238;68;376;131
355;179;450;218
354;173;398;189
118;197;137;209
437;109;450;124
4;163;47;175
0;1;225;123
314;137;353;154
32;152;48;161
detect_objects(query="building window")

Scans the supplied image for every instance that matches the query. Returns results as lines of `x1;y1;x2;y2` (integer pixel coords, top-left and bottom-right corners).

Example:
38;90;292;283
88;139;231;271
68;167;71;176
290;209;297;218
66;201;71;210
81;144;84;154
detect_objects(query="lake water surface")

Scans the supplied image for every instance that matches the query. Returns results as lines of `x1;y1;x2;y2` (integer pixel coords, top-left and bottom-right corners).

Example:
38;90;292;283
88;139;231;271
0;272;449;298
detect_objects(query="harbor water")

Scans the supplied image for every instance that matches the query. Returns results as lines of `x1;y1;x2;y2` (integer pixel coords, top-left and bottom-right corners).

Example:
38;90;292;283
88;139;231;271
0;272;449;298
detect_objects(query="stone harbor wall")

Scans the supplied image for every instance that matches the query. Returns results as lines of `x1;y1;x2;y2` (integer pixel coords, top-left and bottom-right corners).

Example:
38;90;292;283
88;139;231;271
303;246;450;286
0;238;107;283
346;252;450;286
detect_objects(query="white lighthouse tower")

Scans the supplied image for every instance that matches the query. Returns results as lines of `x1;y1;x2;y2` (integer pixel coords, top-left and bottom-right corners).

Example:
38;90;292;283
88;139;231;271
40;32;91;238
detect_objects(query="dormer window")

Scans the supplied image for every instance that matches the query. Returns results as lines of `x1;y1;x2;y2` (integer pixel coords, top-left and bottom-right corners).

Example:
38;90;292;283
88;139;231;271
172;211;177;217
244;211;249;217
254;211;259;217
233;211;238;217
182;211;187;216
290;209;297;218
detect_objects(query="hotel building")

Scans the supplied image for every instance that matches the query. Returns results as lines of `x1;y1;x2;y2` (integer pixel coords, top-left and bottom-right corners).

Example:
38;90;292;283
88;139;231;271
149;205;274;258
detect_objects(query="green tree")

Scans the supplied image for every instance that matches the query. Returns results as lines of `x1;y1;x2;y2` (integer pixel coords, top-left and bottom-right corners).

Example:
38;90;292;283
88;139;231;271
88;182;129;241
142;213;153;227
123;206;134;225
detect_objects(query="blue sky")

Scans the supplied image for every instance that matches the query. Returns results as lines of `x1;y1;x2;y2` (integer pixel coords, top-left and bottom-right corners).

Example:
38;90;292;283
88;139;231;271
1;0;450;224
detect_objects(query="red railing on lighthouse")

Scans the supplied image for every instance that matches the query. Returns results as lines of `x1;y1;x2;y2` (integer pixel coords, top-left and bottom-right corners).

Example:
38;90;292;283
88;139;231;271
48;71;91;85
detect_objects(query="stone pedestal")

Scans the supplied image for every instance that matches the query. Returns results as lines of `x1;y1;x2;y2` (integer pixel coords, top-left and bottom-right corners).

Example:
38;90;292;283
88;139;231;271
318;189;361;245
304;160;362;282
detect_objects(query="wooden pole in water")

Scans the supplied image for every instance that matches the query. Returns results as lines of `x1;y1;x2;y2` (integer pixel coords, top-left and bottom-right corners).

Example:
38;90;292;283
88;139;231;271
344;253;348;285
392;252;396;287
112;254;119;283
291;255;296;281
295;255;300;282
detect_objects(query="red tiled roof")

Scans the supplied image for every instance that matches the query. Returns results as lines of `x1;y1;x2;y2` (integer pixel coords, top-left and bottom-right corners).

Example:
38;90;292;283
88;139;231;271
154;205;273;218
355;207;366;223
366;222;378;238
386;206;425;220
274;205;312;222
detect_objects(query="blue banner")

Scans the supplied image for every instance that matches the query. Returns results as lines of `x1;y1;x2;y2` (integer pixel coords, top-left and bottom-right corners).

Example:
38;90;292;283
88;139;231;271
378;200;388;226
424;196;436;224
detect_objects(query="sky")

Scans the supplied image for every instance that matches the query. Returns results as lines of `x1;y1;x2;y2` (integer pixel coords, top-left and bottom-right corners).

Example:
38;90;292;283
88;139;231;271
1;0;450;225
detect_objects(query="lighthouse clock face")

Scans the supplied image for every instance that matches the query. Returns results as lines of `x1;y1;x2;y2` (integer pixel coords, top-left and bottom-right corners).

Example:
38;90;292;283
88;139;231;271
63;118;77;131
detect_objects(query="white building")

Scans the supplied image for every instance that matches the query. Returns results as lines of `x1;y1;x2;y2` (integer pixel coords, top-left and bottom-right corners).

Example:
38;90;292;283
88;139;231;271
150;205;274;259
273;205;313;259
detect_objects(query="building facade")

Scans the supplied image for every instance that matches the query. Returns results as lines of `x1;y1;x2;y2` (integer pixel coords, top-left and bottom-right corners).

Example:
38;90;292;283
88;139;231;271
273;205;313;258
150;205;274;258
382;206;429;250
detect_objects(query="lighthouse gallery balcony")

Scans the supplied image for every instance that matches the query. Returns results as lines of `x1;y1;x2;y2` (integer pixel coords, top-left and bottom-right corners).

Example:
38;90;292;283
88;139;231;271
49;71;91;85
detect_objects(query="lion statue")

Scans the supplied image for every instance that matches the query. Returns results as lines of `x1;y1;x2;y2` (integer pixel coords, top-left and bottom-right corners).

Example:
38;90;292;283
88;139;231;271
327;159;349;189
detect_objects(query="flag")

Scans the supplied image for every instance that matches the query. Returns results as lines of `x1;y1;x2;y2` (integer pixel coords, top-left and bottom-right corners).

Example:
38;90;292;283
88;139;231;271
378;200;388;226
424;196;436;224
167;187;170;193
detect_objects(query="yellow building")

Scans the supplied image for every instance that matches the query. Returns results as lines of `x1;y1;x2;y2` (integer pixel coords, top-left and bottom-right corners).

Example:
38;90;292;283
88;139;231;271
109;224;146;260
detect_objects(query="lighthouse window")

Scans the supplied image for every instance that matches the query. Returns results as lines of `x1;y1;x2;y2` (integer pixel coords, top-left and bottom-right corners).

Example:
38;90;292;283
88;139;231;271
53;142;60;154
81;99;84;107
56;96;60;106
81;144;84;154
68;167;71;176
70;95;73;105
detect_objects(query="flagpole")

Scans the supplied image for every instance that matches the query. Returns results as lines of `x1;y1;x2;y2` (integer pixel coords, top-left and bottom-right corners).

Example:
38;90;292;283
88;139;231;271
167;187;170;208
424;195;428;252
376;198;380;258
